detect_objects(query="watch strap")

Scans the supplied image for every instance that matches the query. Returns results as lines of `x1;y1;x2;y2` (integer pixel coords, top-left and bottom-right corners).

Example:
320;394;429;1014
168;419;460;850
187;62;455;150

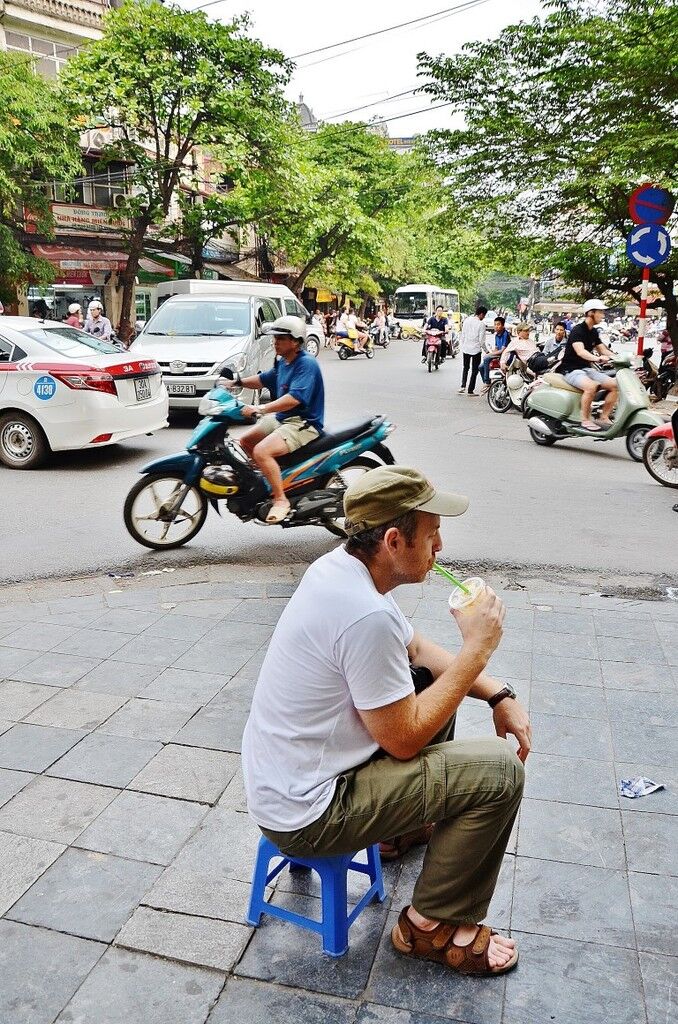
488;686;515;709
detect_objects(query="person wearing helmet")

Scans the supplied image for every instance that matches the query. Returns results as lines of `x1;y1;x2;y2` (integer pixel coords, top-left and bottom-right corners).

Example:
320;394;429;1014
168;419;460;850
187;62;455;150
65;303;83;329
223;315;325;523
84;300;113;342
555;299;618;431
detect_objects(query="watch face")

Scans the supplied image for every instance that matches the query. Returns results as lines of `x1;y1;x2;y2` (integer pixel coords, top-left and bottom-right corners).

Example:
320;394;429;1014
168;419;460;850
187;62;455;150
505;682;517;698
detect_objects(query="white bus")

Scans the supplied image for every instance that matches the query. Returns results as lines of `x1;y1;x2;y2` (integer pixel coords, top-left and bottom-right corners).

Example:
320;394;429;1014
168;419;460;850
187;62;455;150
394;283;461;330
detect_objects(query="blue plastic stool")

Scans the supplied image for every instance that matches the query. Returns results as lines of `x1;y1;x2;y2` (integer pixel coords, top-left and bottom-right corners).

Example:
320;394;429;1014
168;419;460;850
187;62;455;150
246;835;386;956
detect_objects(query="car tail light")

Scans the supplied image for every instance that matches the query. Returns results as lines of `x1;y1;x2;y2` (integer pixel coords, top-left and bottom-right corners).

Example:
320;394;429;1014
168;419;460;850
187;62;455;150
90;433;112;443
52;371;117;397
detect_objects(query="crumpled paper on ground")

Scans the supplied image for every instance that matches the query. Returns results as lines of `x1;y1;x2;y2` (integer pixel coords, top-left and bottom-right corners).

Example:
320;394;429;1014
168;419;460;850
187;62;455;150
619;777;665;799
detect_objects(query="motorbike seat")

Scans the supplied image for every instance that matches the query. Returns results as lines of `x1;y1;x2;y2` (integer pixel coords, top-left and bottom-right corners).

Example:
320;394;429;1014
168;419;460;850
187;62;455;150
276;417;379;468
544;372;582;393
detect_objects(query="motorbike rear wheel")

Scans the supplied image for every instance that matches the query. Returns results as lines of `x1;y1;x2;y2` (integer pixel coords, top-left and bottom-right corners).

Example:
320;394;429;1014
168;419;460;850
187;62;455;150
427;351;433;373
528;420;558;446
488;379;512;413
323;456;382;537
642;437;678;487
124;472;208;550
337;345;350;360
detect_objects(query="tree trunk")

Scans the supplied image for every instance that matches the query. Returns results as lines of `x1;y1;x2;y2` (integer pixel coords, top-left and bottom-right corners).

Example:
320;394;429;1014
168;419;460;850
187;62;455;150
117;216;152;345
189;237;204;278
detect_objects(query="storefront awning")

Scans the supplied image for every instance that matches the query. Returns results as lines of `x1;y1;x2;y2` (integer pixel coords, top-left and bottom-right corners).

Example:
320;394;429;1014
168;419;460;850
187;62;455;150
31;244;128;271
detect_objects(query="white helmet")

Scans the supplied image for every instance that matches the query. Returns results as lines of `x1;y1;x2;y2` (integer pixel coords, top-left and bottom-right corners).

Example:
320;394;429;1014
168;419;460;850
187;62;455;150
264;315;307;342
582;299;607;314
68;303;81;314
88;300;103;311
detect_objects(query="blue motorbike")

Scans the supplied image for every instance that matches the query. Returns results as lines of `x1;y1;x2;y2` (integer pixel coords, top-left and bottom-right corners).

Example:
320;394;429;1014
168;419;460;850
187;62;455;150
124;387;396;549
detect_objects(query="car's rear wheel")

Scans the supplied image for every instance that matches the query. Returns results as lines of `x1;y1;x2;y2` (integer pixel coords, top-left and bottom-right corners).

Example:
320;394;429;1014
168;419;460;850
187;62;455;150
0;412;49;469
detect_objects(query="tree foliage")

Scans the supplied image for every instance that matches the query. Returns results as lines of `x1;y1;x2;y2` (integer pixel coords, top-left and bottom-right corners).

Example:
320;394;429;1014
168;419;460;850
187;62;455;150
418;0;678;343
0;52;81;301
61;0;291;336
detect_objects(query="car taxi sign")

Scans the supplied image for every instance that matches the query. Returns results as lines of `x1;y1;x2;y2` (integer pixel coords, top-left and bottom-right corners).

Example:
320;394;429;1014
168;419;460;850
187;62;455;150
34;375;57;401
625;224;672;268
628;184;675;226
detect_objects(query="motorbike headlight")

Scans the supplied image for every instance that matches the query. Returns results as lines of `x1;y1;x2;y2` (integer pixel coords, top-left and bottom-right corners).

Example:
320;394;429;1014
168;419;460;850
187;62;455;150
217;352;247;375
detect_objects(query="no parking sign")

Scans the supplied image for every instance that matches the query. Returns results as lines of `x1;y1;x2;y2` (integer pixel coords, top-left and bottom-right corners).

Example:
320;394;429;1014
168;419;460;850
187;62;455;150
628;183;675;226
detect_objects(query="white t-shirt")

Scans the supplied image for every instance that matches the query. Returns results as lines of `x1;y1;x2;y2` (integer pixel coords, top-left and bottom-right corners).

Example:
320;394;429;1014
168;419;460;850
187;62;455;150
241;546;415;831
460;316;487;355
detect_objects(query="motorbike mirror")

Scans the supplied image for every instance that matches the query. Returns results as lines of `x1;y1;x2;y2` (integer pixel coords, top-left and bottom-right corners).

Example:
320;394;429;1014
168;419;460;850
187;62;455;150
219;367;235;380
643;348;654;358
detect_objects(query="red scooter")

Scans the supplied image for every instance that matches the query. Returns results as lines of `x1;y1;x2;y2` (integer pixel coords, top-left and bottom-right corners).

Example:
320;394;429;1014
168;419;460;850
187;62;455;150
643;406;678;488
424;328;443;372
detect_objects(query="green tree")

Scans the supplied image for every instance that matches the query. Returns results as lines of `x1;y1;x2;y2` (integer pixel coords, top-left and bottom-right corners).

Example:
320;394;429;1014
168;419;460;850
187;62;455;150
418;0;678;346
0;52;81;302
61;0;291;338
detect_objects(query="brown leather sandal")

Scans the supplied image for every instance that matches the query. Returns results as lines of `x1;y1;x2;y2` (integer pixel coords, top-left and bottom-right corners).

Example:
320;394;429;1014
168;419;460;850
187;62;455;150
379;824;434;861
391;906;519;976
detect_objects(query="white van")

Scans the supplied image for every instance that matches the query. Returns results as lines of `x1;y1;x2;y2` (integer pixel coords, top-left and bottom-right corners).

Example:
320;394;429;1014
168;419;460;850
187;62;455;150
153;280;321;356
131;293;280;410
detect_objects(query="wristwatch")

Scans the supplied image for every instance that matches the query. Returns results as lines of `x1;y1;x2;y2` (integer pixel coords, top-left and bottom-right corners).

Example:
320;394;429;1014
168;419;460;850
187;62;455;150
488;682;517;709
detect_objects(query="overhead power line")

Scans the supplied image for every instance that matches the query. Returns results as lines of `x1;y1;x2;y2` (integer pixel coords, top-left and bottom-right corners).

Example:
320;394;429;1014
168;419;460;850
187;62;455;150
291;0;491;60
325;86;421;121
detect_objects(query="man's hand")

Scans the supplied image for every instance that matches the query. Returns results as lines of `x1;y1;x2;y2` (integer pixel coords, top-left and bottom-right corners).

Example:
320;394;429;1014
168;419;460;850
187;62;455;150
492;697;532;763
452;587;505;663
241;405;261;419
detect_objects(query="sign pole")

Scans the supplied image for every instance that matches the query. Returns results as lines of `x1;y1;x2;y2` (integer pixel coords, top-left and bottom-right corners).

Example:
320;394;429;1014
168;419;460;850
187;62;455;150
636;267;651;357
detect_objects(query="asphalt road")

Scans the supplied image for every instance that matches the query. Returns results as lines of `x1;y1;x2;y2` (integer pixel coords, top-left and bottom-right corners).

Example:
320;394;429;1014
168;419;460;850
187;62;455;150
4;340;678;584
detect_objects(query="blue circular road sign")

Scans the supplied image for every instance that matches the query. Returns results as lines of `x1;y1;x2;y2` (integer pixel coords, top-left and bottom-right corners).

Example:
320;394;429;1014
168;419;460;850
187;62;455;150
626;224;672;268
629;184;675;226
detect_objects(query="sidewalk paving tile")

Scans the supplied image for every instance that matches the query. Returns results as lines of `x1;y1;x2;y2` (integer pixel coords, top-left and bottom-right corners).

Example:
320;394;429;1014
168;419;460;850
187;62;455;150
171;639;262;677
0;831;65;915
72;660;162;697
211;978;358;1024
531;632;598;660
108;634;197;668
638;952;678;1024
142;863;262;923
0;775;117;843
356;1005;465;1024
11;653;101;688
533;610;595;636
502;932;645;1024
606;688;678;726
654;619;677;643
115;905;251;971
23;689;126;730
597;636;667;665
53;946;225;1024
522;753;618;808
601;660;675;691
527;712;613;761
98;697;199;742
0;622;78;651
512;858;636;948
0;680;57;720
530;653;602;686
0;920;105;1024
592;611;659;640
172;702;248;753
75;789;207;865
628;871;677;956
52;628;132;660
236;889;389;1000
170;806;262;886
214;598;290;626
142;614;221;642
0;724;86;772
0;646;40;679
7;848;161;942
529;679;607;719
165;597;243;618
516;799;625;869
364;909;503;1024
0;767;33;808
47;595;107;615
621;810;678;876
128;745;240;804
200;620;274;647
45;733;161;788
610;719;678;767
139;667;230;705
662;642;678;666
89;607;167;634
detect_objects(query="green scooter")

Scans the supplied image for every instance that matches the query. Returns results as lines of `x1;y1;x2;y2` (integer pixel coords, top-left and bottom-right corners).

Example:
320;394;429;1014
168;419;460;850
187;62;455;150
523;356;665;461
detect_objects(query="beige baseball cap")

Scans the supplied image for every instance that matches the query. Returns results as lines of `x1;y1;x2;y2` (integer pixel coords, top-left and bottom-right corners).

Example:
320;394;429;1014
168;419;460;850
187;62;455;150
343;465;469;536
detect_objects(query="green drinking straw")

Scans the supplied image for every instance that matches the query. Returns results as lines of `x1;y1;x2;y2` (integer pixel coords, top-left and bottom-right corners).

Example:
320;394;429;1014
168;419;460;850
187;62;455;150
432;562;470;595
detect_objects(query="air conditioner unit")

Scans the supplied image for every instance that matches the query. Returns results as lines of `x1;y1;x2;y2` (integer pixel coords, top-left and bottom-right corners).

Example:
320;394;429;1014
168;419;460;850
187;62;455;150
112;194;127;209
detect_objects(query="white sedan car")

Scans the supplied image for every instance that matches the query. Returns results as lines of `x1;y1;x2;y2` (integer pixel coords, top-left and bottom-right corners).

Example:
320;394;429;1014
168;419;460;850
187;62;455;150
0;318;168;469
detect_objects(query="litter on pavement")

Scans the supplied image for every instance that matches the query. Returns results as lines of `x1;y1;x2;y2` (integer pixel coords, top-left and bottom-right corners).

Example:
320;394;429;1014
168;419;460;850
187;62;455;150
619;777;665;799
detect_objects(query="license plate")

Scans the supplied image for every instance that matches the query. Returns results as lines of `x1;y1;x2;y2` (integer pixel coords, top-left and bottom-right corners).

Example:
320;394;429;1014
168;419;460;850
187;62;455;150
134;377;152;402
166;383;196;396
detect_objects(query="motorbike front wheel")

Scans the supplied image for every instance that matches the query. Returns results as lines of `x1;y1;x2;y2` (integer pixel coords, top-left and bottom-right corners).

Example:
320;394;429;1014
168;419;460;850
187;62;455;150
323;456;382;537
124;472;208;550
427;352;433;372
626;425;651;462
643;437;678;488
488;379;512;413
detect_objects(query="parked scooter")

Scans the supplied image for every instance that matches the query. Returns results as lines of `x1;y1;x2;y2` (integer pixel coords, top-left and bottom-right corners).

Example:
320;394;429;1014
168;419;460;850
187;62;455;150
524;356;665;460
335;333;375;360
487;363;532;413
124;388;396;549
424;328;443;372
642;406;678;488
446;331;459;359
387;315;402;340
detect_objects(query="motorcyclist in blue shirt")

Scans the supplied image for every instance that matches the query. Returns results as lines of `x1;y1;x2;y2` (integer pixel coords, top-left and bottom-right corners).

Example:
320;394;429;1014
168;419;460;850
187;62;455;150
479;316;512;393
223;316;325;524
421;305;449;362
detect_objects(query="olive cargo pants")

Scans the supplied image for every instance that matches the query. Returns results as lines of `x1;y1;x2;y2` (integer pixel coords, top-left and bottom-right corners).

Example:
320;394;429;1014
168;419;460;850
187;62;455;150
262;714;524;925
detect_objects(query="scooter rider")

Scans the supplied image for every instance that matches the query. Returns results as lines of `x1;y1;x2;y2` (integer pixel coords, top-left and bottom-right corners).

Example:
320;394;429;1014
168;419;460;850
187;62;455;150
421;305;449;362
221;316;325;524
555;300;617;432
